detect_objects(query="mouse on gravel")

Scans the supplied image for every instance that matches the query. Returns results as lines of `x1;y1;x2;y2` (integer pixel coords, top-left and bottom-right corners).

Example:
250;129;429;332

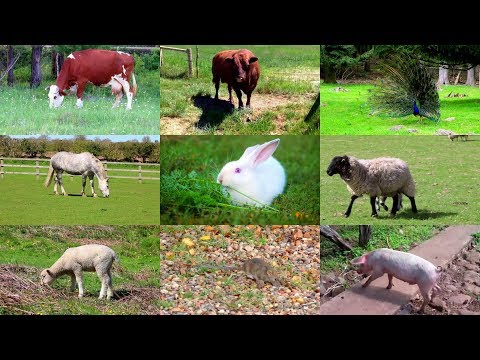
196;258;284;289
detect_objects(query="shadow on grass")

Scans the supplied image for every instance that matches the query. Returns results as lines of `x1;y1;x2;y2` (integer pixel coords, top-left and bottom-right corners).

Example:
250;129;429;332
160;71;189;80
390;210;458;220
191;93;234;129
113;288;134;300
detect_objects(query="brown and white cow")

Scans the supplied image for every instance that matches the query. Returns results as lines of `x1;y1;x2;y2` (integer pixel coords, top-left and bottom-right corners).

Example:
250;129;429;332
212;49;260;109
47;49;138;110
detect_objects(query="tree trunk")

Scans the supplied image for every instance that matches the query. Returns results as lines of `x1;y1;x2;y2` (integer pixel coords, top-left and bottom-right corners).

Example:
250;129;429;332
437;66;449;86
51;51;64;78
364;60;371;72
30;45;43;88
466;65;476;86
7;45;15;86
358;225;372;247
323;64;337;84
320;225;353;251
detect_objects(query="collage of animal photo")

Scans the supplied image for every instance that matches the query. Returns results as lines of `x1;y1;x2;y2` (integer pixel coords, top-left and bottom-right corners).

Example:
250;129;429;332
320;45;480;315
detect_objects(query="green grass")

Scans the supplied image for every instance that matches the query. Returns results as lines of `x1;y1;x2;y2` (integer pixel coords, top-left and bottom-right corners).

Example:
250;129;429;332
320;83;480;135
0;175;159;224
160;136;319;224
321;225;442;273
320;135;480;224
0;74;159;135
160;45;319;134
0;226;160;315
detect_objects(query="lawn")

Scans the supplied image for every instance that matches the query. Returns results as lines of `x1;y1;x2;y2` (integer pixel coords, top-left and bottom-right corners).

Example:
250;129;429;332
0;74;159;135
0;175;159;224
320;225;443;273
320;135;480;224
320;83;480;135
160;135;320;224
0;226;160;315
160;45;319;135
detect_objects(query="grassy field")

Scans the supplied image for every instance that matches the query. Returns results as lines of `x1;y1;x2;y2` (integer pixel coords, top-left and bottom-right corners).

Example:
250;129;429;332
160;45;319;135
160;136;319;224
0;226;160;315
320;225;443;273
0;175;159;224
320;135;480;224
0;74;159;135
320;83;480;135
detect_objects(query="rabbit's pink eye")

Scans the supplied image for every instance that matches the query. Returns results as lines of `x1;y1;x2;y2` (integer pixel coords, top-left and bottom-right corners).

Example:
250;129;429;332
235;168;241;173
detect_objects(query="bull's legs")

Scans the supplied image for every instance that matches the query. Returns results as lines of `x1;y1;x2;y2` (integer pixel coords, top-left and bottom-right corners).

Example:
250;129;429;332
75;80;88;108
112;75;132;110
234;87;244;108
81;175;87;197
246;91;252;108
213;78;220;100
89;174;97;198
227;84;233;104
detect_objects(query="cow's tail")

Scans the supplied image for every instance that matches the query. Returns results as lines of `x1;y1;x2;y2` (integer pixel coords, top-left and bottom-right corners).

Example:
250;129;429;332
131;73;137;98
44;164;55;187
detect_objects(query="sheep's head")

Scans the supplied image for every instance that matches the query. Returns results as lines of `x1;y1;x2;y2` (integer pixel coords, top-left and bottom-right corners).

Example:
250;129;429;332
40;269;56;286
326;155;351;178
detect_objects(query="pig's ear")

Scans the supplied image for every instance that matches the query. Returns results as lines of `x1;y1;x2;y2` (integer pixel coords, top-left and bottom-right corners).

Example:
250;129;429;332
350;256;366;265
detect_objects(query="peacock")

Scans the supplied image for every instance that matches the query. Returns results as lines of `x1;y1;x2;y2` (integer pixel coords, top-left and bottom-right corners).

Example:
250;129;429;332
368;54;440;123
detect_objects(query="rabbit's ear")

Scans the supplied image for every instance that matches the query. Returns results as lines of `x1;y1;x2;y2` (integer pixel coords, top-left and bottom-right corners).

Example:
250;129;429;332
248;138;280;167
240;144;260;159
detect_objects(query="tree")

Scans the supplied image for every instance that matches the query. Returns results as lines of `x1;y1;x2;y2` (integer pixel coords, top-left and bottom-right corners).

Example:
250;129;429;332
358;226;372;247
466;66;476;86
7;45;15;86
437;66;449;86
51;50;64;78
30;45;43;88
137;136;155;162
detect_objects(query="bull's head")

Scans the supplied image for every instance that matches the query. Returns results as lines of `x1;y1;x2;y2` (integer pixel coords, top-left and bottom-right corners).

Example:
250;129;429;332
226;53;258;83
47;85;65;108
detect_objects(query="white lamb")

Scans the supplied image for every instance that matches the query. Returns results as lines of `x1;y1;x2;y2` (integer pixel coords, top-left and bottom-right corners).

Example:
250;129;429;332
40;244;118;300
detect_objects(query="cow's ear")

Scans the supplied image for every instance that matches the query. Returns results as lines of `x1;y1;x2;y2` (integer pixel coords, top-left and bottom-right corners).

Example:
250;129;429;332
249;57;258;64
225;58;234;63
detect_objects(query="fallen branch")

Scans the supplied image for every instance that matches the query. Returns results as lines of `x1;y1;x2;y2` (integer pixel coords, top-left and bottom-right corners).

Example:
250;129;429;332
320;225;353;251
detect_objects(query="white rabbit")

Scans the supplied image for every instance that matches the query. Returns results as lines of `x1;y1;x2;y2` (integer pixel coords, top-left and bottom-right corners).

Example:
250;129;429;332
216;138;286;206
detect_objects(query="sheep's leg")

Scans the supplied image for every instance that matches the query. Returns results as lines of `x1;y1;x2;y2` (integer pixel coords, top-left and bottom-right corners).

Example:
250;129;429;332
74;270;84;298
70;274;76;292
106;270;113;300
369;196;378;217
407;196;418;213
390;194;399;216
97;269;110;299
344;195;359;217
81;175;87;197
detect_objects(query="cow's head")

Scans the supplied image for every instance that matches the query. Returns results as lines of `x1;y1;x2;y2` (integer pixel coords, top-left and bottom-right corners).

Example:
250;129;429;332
47;85;65;108
225;52;258;83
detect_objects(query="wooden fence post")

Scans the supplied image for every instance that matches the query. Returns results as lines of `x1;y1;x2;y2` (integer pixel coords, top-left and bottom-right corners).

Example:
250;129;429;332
159;48;163;67
195;46;199;78
36;160;39;180
186;48;193;77
0;157;4;179
138;164;142;183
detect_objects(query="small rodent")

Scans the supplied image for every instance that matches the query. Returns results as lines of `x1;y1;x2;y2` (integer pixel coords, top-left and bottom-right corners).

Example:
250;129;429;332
197;258;283;289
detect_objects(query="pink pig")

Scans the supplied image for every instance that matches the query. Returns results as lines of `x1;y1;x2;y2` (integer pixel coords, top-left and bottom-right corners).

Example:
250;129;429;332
350;248;442;313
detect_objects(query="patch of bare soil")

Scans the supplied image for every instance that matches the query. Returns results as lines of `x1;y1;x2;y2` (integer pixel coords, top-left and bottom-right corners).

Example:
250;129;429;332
397;244;480;315
160;225;320;315
160;93;311;135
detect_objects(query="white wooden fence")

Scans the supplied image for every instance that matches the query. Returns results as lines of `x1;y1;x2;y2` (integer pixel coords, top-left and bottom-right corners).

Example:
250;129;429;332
0;157;159;183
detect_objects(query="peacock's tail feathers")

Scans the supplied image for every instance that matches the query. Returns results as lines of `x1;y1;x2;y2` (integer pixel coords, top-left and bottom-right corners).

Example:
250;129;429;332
369;53;440;122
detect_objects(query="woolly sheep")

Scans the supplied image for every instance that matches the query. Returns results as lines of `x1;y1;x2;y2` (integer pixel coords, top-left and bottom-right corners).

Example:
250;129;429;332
326;155;417;217
40;244;118;300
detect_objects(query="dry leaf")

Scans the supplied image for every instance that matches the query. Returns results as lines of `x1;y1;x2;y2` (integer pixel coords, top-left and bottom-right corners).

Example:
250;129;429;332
189;248;196;256
182;238;195;247
165;252;175;260
200;235;211;241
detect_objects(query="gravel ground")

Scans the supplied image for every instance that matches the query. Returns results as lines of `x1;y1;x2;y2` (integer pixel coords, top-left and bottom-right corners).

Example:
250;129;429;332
160;225;320;315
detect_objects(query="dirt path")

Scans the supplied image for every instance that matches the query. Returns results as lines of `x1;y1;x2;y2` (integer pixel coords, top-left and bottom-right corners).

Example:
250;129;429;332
161;93;312;135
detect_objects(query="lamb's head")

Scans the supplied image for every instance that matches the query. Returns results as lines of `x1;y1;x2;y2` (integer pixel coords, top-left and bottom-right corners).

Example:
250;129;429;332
326;155;351;178
40;269;56;286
